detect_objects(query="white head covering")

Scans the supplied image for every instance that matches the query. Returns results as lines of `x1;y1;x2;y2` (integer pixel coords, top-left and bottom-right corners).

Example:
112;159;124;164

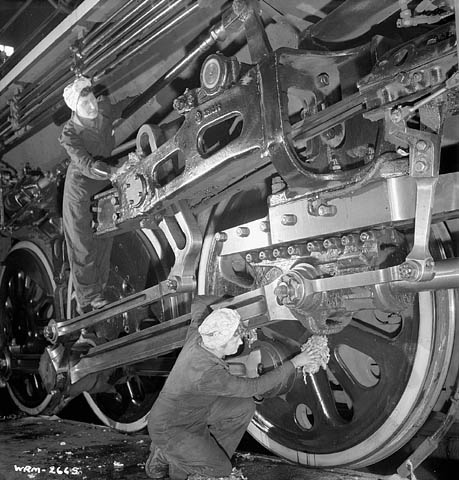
198;308;241;349
63;76;92;111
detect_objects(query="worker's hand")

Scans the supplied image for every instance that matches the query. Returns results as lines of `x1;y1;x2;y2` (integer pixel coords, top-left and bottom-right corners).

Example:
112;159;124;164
91;160;112;179
290;348;323;370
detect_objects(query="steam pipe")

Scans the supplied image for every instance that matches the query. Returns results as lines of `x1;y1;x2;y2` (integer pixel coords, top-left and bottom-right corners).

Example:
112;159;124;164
81;0;152;56
81;0;140;49
85;0;191;76
93;3;201;83
83;0;170;66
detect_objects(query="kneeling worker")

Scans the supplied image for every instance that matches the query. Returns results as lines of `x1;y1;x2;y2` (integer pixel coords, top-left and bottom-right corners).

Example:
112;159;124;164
146;296;322;480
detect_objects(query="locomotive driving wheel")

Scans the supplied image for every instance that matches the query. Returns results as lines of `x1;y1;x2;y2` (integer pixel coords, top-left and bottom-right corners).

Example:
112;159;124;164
0;241;56;414
67;229;188;432
199;191;458;468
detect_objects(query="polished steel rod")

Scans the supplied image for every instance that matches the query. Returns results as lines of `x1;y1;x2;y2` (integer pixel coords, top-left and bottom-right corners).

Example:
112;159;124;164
392;258;459;292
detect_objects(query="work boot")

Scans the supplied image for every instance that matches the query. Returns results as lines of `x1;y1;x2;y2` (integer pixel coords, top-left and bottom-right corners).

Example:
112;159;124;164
145;447;169;479
169;462;188;480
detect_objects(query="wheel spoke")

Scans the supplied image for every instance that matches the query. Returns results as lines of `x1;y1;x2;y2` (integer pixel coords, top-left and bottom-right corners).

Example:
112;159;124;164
335;319;409;376
306;370;347;428
327;355;367;406
32;294;54;322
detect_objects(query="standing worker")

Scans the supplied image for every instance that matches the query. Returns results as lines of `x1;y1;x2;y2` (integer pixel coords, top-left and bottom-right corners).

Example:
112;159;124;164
146;295;323;480
59;76;130;314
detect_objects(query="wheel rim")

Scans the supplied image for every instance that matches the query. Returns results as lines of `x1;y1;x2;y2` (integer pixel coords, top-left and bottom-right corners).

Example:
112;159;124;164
71;229;185;432
0;241;55;414
199;193;457;467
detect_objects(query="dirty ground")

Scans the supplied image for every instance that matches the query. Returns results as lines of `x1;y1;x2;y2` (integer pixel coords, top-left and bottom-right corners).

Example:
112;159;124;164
0;413;457;480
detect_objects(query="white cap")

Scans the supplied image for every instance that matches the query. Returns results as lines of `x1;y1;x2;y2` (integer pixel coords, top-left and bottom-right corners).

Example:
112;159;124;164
63;76;92;111
198;308;241;349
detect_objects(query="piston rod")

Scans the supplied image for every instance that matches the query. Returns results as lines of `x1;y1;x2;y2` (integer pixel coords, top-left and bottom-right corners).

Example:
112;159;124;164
392;257;459;293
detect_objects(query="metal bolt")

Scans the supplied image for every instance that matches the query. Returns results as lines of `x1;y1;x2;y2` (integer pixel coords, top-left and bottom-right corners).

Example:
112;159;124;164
414;159;427;173
274;283;290;303
317;73;329;86
317;205;327;216
317;204;337;216
281;214;297;226
258;251;270;261
236;227;250;237
272;248;283;258
195;110;203;123
341;235;351;246
416;140;427;151
307;241;321;252
259;221;270;232
413;71;423;83
323;127;337;139
360;231;374;242
167;279;178;291
245;253;253;263
215;232;227;242
399;263;415;279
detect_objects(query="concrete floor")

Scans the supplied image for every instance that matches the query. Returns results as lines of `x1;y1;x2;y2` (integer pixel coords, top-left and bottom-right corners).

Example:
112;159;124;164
0;413;458;480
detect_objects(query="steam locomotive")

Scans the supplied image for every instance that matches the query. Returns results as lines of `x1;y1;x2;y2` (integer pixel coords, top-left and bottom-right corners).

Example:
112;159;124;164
0;0;458;472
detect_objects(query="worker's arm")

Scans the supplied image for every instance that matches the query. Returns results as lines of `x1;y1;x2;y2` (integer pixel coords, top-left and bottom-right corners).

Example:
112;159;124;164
198;345;322;398
186;295;222;341
59;124;109;180
198;361;296;398
109;96;137;119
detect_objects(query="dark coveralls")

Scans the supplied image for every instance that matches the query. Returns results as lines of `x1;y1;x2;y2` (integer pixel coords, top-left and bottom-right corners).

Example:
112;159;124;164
147;296;295;478
59;97;127;308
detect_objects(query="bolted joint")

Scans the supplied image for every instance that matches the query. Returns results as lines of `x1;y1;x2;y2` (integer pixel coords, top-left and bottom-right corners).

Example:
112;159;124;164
166;278;178;291
43;322;58;344
275;275;302;306
215;232;228;242
398;261;420;280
